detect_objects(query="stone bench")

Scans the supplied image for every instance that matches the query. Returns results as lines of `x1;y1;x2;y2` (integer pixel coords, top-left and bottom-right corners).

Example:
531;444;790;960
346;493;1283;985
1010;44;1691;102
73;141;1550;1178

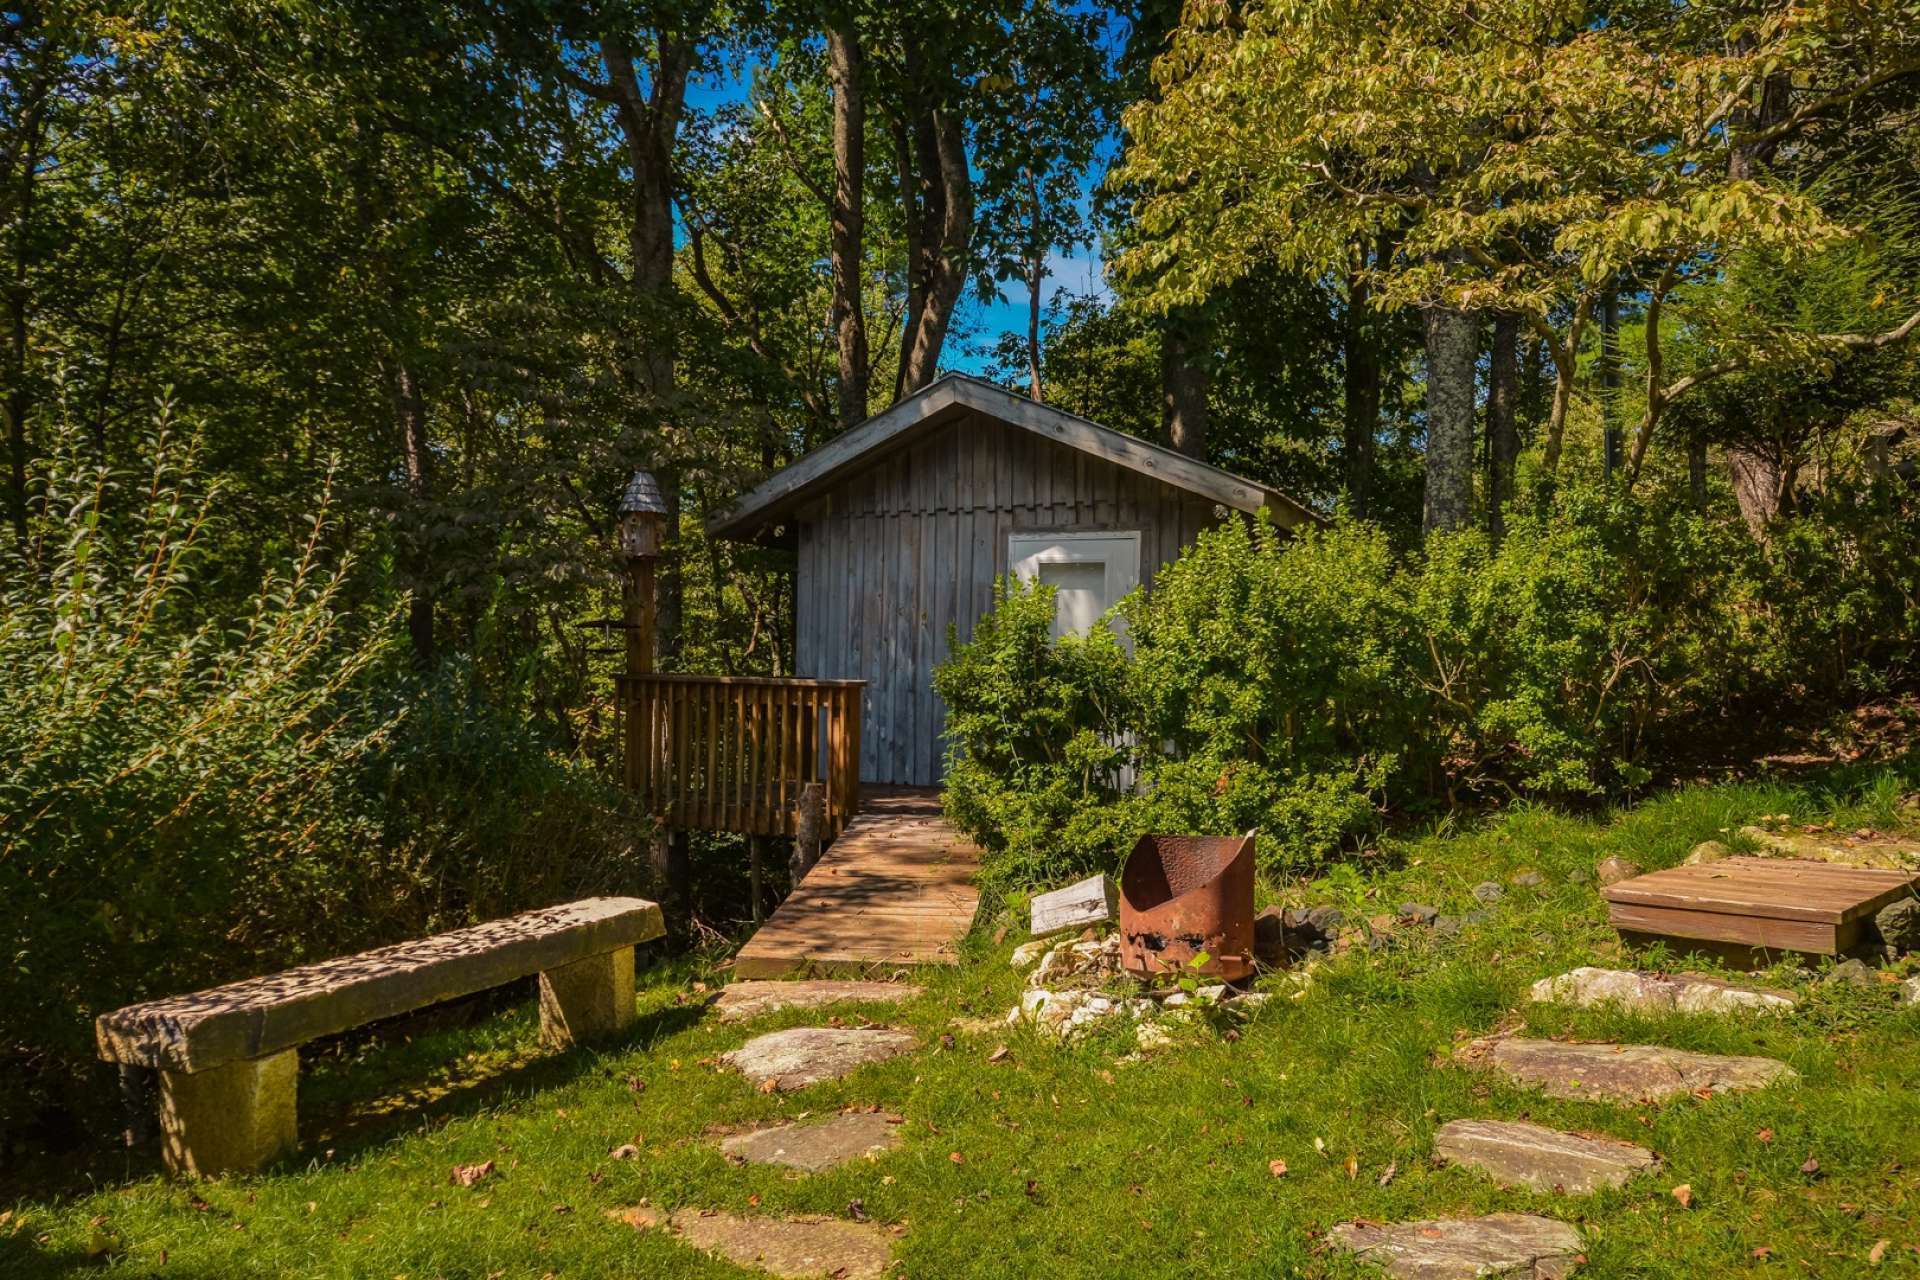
95;896;662;1177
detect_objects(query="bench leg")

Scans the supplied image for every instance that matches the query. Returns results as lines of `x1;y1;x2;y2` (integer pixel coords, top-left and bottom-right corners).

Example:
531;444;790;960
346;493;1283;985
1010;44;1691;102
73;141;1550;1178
539;945;636;1048
158;1050;298;1177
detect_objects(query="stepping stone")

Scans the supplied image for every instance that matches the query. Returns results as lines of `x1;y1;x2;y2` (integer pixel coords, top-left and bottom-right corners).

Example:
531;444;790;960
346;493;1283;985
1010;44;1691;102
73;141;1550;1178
612;1206;893;1279
1737;824;1920;870
1530;967;1797;1014
1435;1119;1658;1194
721;1027;916;1091
714;979;924;1023
721;1110;903;1171
1328;1212;1582;1279
1471;1036;1796;1104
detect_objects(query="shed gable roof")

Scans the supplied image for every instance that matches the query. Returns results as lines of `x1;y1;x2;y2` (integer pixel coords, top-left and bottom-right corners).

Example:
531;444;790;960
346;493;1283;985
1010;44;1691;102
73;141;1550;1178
706;373;1322;540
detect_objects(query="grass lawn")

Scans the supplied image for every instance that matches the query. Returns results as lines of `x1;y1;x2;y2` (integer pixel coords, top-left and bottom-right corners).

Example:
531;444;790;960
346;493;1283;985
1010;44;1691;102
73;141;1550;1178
8;766;1920;1278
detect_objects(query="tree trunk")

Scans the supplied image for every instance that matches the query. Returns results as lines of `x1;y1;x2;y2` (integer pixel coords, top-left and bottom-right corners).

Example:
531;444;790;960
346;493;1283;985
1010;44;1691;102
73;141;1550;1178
601;34;693;662
897;102;971;395
1025;171;1044;401
1688;436;1709;508
389;356;436;671
1598;289;1622;479
825;24;868;427
1342;254;1380;517
1422;300;1478;534
1161;308;1209;459
4;110;43;546
890;117;924;402
1729;446;1788;532
1487;311;1519;540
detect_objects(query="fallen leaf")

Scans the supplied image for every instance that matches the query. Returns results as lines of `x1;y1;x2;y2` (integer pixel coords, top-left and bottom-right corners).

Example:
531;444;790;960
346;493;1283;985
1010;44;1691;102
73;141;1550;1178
987;1045;1010;1063
451;1161;495;1188
1756;1128;1774;1143
847;1199;868;1221
949;1151;965;1165
1268;1159;1288;1177
1671;1183;1693;1209
1377;1160;1398;1187
1801;1156;1822;1177
759;1076;780;1094
747;1194;760;1208
609;1144;640;1160
1868;1239;1889;1265
1344;1155;1359;1181
1751;1246;1771;1259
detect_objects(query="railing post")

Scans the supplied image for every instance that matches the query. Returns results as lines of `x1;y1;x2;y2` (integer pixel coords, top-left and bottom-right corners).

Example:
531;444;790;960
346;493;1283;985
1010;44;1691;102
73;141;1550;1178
792;781;825;884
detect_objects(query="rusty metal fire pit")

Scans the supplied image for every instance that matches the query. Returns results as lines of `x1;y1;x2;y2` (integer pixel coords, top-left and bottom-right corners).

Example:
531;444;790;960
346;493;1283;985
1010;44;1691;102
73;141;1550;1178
1118;832;1256;981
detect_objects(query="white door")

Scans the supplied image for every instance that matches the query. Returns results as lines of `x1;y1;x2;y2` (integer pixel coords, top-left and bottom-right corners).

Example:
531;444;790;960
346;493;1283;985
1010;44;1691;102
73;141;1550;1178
1008;532;1142;641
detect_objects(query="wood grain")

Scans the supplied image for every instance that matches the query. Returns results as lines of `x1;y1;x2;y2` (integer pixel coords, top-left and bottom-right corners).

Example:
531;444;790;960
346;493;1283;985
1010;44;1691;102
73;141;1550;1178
732;788;979;980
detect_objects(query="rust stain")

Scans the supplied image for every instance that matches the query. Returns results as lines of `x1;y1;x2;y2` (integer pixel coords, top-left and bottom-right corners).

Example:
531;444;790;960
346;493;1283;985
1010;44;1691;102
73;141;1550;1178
1118;833;1256;981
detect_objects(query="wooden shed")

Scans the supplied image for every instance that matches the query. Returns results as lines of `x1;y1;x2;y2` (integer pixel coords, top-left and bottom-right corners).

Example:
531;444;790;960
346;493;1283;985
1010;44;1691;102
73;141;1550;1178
707;374;1319;787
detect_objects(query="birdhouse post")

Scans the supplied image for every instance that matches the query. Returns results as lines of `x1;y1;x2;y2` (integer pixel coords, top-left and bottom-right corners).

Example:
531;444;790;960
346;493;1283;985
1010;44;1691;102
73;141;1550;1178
617;469;668;676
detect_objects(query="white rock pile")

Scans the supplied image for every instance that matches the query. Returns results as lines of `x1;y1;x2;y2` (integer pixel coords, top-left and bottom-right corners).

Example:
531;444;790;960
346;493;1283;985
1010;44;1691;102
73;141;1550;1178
1005;932;1270;1040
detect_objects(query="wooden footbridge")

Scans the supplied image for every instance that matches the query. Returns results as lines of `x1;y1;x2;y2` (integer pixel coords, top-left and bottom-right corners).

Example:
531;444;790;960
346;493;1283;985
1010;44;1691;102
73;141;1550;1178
617;674;978;976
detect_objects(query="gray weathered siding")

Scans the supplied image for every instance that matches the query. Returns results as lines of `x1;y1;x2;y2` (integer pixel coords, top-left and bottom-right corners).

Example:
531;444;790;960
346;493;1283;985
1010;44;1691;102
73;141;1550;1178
794;410;1224;786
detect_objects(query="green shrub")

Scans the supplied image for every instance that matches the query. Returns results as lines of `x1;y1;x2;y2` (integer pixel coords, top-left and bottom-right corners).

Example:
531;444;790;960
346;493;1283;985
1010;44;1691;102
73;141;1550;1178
936;477;1919;897
0;406;644;1137
933;578;1135;902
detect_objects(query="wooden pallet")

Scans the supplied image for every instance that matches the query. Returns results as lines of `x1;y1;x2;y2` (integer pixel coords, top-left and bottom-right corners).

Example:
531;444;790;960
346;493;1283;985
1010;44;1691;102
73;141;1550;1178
732;788;980;979
1603;856;1920;964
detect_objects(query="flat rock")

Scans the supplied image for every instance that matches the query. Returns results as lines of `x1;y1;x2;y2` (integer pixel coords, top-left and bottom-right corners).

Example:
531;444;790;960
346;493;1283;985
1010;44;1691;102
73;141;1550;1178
714;980;923;1023
1739;824;1920;870
721;1027;916;1091
1595;856;1642;886
1328;1212;1582;1279
1435;1119;1657;1194
1684;840;1731;865
612;1206;893;1279
1031;873;1119;936
1530;967;1797;1014
1472;1036;1796;1103
720;1111;902;1172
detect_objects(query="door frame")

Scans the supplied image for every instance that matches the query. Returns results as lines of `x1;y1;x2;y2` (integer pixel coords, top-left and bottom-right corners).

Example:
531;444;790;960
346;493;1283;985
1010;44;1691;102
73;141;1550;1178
1007;530;1142;640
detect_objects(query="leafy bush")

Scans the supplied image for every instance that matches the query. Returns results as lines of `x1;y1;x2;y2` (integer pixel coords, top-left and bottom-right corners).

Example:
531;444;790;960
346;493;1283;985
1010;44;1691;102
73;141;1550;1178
933;579;1135;902
0;407;643;1138
936;478;1919;895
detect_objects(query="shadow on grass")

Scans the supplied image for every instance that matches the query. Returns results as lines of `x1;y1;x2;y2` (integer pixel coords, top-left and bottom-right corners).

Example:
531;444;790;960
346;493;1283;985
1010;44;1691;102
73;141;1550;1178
4;994;710;1207
299;997;709;1166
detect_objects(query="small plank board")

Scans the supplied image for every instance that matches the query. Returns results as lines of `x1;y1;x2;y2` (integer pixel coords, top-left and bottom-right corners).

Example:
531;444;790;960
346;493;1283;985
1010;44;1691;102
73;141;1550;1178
1603;857;1919;962
732;788;979;980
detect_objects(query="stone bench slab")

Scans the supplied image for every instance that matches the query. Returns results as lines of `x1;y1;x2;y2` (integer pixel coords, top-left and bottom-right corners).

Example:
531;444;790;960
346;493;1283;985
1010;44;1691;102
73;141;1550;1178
97;896;663;1074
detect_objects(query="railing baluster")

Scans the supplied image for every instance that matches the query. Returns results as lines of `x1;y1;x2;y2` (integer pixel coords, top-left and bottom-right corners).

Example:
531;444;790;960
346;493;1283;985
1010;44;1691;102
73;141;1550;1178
617;675;863;847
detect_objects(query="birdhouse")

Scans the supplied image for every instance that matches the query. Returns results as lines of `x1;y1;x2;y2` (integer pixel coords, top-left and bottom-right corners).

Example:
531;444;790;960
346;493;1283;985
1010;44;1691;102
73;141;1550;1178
617;469;668;559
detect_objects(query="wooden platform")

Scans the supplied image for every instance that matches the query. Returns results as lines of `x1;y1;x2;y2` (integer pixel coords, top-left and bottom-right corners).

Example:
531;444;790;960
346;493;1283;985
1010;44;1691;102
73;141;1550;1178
732;788;980;979
1603;856;1920;963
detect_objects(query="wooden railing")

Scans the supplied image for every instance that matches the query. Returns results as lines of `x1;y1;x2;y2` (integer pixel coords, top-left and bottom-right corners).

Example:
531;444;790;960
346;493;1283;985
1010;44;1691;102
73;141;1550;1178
618;674;864;839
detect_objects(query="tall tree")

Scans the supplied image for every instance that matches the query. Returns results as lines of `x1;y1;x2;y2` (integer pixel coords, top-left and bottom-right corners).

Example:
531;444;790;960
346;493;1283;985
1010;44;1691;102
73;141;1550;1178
1114;0;1920;492
1486;311;1520;539
1421;292;1476;533
824;20;869;424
